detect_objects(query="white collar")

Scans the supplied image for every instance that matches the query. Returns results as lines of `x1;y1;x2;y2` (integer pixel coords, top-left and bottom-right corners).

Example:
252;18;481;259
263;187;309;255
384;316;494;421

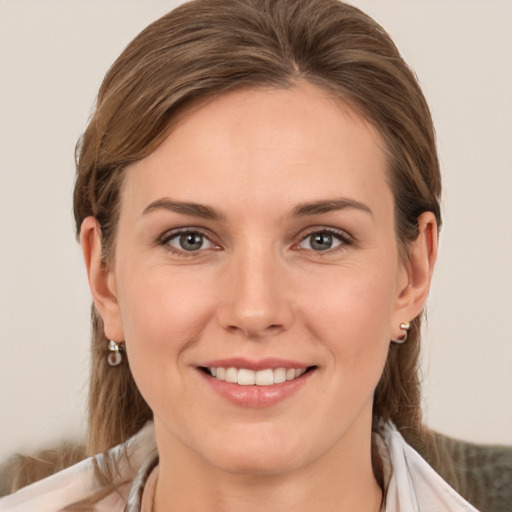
376;422;480;511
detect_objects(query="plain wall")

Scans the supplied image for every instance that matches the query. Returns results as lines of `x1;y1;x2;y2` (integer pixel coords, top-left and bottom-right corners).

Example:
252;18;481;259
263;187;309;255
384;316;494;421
0;0;511;463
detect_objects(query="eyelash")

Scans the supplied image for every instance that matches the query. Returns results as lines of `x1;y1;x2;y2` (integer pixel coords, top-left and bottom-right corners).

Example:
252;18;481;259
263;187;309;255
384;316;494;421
157;227;353;256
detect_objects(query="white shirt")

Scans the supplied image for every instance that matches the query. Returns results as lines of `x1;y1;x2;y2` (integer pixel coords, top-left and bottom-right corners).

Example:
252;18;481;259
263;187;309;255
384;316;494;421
0;421;481;511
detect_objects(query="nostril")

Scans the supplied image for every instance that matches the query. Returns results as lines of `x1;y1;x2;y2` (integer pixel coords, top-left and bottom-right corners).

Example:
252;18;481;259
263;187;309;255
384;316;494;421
225;323;284;338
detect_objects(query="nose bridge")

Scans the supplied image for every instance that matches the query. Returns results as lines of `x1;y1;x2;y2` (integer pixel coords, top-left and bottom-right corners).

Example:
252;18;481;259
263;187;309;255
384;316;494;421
218;236;292;338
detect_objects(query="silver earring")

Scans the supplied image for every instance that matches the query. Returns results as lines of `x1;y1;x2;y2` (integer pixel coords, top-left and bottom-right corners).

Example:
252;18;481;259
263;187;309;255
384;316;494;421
107;340;124;366
392;321;411;344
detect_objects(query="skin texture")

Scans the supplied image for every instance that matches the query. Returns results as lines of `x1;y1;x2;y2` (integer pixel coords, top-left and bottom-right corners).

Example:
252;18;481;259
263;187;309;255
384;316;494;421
82;82;437;512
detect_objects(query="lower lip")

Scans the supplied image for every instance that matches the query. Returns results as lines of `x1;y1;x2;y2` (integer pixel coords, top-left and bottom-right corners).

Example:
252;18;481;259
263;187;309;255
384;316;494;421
198;369;314;408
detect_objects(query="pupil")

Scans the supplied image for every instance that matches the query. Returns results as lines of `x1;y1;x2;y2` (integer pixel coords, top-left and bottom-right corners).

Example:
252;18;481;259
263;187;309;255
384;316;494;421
180;233;203;251
311;233;332;251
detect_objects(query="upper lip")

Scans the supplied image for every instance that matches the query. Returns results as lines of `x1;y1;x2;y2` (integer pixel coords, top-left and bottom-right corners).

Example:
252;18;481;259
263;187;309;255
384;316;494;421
198;357;311;371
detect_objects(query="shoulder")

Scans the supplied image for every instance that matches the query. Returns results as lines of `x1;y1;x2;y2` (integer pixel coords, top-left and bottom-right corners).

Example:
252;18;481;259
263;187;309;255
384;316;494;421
0;456;120;512
0;423;156;512
432;430;512;512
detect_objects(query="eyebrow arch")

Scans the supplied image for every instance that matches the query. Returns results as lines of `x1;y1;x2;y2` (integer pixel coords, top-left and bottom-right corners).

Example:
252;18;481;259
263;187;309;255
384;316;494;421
291;198;373;217
142;198;225;221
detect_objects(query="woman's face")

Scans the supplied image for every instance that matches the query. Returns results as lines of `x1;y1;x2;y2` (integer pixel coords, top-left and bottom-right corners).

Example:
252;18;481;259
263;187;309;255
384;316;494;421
93;82;424;475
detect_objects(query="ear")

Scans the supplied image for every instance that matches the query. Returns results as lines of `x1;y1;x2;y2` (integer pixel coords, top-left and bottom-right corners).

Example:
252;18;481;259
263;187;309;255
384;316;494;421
80;216;124;341
391;211;438;339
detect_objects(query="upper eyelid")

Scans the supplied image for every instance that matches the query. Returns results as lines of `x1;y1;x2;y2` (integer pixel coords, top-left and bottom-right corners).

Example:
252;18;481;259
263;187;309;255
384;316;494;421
296;226;353;242
158;227;215;243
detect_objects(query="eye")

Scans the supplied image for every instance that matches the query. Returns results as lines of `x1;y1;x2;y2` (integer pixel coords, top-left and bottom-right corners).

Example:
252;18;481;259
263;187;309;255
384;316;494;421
297;229;350;252
163;231;216;253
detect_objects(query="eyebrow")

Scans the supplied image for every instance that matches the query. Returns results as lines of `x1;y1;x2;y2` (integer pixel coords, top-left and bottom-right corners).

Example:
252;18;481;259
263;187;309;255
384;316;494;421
142;198;225;221
142;196;372;221
290;198;373;218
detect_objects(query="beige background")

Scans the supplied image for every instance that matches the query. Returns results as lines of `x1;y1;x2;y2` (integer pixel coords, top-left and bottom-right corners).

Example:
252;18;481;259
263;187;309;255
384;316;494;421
0;0;511;462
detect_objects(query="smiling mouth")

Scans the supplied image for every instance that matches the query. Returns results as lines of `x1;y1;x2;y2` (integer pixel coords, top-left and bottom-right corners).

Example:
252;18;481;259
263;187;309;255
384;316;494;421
200;366;316;386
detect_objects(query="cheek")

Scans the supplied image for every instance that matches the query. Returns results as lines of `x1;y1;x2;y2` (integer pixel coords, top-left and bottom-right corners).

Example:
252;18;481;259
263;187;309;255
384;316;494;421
119;265;215;337
298;264;397;345
295;259;398;392
115;267;217;386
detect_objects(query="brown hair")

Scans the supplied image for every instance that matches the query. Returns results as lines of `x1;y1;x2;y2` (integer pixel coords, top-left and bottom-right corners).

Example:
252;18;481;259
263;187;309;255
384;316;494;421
73;0;451;488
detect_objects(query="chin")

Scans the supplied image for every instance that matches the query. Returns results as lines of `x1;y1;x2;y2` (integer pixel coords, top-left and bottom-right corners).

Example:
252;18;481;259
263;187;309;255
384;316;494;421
197;429;311;476
209;449;302;476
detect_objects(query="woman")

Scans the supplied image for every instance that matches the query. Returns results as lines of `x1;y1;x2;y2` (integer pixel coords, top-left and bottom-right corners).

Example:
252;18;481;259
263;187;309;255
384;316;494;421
0;0;482;510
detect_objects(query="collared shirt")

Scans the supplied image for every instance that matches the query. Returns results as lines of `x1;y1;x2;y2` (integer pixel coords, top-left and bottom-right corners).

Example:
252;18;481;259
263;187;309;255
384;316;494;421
0;422;481;512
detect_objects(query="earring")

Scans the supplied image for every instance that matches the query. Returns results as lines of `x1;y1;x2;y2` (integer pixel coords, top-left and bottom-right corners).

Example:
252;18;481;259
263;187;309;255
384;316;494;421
392;321;411;344
107;340;124;366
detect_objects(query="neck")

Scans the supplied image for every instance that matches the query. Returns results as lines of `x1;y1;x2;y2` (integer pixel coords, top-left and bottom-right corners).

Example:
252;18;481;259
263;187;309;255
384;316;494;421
154;468;381;512
152;415;382;512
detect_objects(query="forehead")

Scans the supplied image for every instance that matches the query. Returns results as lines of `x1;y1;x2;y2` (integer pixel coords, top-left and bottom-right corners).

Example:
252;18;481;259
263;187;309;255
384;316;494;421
123;82;392;219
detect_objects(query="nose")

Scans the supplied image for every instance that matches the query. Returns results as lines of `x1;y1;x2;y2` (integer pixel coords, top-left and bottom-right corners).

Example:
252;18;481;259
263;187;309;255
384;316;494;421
216;245;294;339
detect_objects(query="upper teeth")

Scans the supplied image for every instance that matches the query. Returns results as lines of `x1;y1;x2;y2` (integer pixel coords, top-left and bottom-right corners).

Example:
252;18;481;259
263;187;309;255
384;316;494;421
209;367;306;386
